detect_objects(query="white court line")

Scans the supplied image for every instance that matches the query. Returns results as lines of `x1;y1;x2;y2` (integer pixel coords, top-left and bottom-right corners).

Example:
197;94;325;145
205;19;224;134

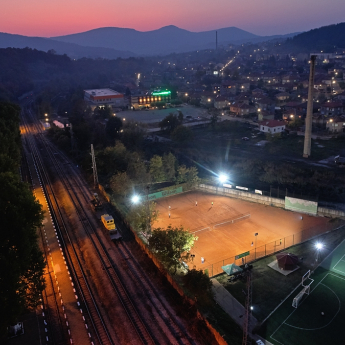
270;273;345;345
284;283;341;330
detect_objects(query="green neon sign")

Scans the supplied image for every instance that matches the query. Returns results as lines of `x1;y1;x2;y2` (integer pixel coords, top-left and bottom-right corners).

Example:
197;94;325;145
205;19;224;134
152;91;171;96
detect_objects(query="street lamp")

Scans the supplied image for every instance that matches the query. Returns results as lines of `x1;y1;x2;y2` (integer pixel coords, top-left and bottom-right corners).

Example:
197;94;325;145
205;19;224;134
218;173;228;184
315;242;323;262
131;195;140;204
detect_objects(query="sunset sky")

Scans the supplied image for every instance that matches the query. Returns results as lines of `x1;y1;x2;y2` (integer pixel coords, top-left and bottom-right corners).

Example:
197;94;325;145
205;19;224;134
1;0;344;37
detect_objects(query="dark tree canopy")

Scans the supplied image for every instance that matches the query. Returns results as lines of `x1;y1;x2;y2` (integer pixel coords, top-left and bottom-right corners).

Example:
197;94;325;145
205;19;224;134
0;102;45;339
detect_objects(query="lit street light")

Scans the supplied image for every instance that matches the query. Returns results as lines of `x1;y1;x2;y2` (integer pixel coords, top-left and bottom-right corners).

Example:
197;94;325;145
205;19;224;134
315;242;323;262
218;173;228;184
131;195;140;204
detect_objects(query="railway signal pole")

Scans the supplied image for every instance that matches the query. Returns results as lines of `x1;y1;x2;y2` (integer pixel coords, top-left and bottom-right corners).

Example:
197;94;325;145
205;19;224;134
91;144;99;189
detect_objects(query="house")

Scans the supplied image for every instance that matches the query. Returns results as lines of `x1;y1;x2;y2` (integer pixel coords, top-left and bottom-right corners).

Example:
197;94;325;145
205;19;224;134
320;102;345;116
326;116;345;133
200;92;216;107
214;96;230;110
230;102;251;116
259;120;286;134
276;92;290;102
221;81;237;94
256;97;276;112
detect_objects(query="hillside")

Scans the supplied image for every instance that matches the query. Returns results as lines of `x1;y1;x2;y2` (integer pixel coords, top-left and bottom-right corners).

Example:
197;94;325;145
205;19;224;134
0;32;136;59
286;22;345;52
52;25;298;56
52;25;259;55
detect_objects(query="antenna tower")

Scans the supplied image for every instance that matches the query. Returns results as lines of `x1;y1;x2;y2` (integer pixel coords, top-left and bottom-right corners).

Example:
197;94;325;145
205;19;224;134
91;144;99;189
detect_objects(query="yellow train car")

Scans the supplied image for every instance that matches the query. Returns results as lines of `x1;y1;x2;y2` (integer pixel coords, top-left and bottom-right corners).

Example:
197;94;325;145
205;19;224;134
101;214;115;230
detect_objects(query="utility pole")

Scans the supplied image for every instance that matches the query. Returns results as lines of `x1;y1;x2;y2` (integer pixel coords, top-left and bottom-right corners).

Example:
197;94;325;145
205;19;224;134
91;144;98;189
146;185;151;234
242;268;253;345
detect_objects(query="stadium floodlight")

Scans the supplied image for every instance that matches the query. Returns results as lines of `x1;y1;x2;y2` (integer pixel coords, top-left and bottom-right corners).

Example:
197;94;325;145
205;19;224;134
315;243;323;250
218;173;228;183
131;195;140;204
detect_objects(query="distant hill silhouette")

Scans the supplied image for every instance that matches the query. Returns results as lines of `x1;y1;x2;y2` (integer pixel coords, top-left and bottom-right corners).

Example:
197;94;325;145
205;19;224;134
0;32;136;59
52;25;298;56
286;22;345;52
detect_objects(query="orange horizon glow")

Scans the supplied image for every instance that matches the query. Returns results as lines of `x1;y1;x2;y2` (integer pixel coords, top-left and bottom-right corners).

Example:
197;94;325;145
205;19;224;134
1;0;345;37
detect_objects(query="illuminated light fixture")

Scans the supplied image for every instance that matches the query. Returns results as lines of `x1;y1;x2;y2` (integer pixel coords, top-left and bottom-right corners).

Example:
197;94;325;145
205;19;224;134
315;243;323;250
131;195;140;204
218;174;228;183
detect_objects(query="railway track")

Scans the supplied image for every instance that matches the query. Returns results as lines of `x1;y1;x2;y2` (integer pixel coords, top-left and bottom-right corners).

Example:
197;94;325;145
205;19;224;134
22;111;114;345
23;105;199;345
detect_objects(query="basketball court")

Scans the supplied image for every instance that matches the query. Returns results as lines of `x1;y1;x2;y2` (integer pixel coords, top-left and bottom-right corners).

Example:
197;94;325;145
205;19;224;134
261;239;345;345
153;191;331;270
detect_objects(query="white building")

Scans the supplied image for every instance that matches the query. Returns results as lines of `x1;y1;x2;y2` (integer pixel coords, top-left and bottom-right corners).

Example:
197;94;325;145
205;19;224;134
259;120;285;134
84;88;124;109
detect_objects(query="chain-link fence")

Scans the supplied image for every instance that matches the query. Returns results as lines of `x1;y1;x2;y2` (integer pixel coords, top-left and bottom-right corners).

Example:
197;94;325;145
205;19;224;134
203;220;344;277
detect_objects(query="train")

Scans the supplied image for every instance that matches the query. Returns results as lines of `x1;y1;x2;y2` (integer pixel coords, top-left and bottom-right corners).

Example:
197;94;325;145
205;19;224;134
101;214;122;241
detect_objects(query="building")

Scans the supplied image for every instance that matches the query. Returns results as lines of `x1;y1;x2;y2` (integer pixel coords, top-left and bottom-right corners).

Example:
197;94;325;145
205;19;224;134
84;89;125;109
259;120;286;134
130;90;171;109
326;116;345;133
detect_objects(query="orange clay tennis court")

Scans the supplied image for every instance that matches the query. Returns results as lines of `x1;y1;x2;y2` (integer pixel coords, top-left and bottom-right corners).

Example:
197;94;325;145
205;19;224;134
153;191;332;271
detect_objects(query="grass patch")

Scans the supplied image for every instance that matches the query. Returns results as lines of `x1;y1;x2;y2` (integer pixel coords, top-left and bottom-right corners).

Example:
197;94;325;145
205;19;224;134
216;223;345;322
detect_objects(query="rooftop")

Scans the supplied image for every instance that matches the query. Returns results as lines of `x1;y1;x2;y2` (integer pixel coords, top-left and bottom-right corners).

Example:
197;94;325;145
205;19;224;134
84;88;122;97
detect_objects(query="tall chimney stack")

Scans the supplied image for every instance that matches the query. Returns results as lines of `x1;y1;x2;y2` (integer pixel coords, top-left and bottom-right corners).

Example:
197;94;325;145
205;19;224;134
303;55;317;158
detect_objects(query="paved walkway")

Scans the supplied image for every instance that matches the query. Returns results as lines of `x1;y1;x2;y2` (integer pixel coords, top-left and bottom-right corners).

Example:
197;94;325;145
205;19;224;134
211;279;257;328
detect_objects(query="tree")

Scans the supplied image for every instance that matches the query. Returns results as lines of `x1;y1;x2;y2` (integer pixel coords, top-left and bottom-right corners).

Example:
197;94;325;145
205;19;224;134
120;121;146;151
171;125;194;145
96;142;128;175
0;102;21;174
183;269;213;303
149;226;197;274
177;165;200;187
105;116;123;144
159;113;181;133
208;108;219;130
127;201;158;235
162;153;176;182
149;155;165;182
110;172;132;196
0;172;45;337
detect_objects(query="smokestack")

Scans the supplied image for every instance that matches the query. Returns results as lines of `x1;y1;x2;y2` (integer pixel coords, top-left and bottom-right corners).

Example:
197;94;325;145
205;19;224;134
303;55;317;158
216;31;218;50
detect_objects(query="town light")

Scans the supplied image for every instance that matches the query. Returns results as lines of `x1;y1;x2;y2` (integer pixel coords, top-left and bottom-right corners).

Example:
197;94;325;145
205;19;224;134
218;174;228;183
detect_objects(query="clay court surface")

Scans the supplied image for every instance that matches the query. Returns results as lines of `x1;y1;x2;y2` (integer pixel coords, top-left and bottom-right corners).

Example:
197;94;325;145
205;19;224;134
153;191;332;270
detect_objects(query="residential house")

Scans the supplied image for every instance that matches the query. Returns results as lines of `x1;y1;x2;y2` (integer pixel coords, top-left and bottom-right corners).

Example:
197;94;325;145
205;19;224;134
256;97;276;112
221;80;237;95
230;102;251;116
200;92;216;107
214;96;230;110
326;116;345;133
276;92;290;102
320;102;345;116
259;120;286;134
